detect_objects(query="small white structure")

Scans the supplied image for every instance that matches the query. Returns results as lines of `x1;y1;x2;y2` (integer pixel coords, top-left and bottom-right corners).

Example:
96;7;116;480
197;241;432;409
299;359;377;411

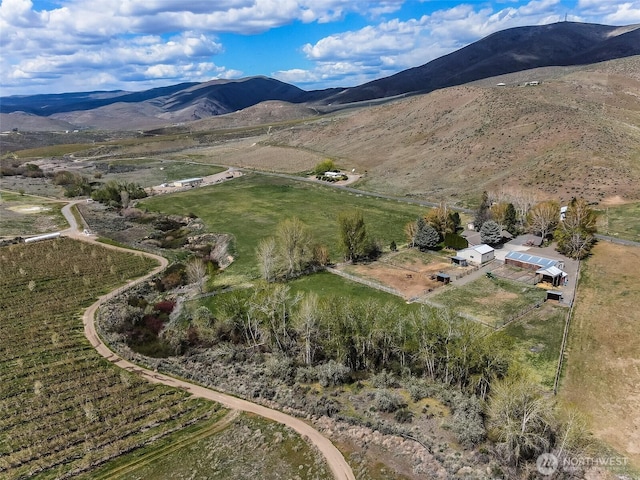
560;206;568;221
496;82;506;86
173;177;203;188
456;244;495;266
324;171;342;178
25;232;61;243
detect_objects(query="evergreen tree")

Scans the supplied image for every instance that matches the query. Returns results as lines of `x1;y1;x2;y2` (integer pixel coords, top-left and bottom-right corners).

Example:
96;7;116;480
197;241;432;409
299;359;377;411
414;218;440;251
480;220;502;245
474;191;491;230
504;203;518;235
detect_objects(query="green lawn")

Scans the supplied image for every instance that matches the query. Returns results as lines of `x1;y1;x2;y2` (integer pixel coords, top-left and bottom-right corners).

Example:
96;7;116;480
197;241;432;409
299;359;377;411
596;202;640;242
140;173;427;279
430;276;547;327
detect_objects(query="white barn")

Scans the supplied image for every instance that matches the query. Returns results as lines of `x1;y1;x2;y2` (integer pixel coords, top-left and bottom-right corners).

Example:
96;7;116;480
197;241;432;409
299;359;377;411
456;244;495;266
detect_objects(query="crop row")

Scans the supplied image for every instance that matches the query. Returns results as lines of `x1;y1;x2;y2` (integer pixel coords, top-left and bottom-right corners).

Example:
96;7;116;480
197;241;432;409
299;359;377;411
0;238;213;479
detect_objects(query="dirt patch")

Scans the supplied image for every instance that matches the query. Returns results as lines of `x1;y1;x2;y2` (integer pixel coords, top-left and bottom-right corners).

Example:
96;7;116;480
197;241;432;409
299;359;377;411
600;195;630;206
476;290;518;304
344;251;464;298
7;204;51;213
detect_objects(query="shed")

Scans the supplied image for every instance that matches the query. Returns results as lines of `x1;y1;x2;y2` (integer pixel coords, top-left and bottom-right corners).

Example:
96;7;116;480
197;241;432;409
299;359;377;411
546;290;563;302
536;266;567;287
436;272;450;284
451;256;468;267
173;177;203;187
456;244;495;266
504;251;562;271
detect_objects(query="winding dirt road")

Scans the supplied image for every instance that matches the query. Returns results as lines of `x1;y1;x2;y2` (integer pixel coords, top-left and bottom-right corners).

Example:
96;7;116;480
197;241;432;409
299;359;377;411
60;201;355;480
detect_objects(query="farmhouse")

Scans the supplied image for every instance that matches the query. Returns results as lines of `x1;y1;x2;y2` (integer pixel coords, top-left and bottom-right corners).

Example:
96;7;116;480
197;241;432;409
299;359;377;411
173;177;203;188
455;244;495;266
324;171;343;178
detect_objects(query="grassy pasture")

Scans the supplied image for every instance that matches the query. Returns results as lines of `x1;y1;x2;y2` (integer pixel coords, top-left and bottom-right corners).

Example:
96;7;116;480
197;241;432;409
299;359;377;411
429;276;547;328
0;238;214;478
502;303;566;389
140;173;427;279
94;158;225;187
596;202;640;242
559;242;640;471
0;190;67;236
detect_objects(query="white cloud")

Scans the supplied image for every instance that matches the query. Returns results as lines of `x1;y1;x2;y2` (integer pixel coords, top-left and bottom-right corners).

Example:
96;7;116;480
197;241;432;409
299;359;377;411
0;0;637;94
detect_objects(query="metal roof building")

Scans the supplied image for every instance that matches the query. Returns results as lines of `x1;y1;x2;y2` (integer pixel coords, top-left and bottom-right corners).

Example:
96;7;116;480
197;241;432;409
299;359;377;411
505;251;560;270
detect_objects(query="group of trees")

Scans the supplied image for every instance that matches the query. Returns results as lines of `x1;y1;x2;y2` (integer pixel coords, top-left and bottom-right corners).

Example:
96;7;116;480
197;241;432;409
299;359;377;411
337;210;380;261
91;180;147;207
257;217;329;281
164;283;513;400
256;211;381;282
406;203;462;251
473;190;597;258
525;197;597;259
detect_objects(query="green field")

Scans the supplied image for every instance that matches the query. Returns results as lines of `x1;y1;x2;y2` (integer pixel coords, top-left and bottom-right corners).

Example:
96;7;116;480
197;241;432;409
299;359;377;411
430;276;547;327
502;304;566;389
0;238;213;478
596;202;640;242
140;173;427;279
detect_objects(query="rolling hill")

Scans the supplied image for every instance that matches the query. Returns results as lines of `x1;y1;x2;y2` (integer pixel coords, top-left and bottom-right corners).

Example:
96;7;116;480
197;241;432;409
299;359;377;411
1;21;639;131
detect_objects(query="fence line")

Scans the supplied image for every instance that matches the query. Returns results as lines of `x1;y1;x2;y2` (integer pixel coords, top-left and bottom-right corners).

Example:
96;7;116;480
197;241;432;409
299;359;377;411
325;267;404;297
553;260;580;395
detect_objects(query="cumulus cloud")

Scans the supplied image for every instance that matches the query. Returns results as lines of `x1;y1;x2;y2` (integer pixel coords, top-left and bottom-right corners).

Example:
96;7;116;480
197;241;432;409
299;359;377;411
0;0;636;94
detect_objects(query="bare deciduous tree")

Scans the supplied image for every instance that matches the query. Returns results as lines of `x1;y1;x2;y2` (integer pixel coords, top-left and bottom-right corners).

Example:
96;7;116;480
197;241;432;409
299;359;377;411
186;258;207;293
256;237;278;282
527;200;560;240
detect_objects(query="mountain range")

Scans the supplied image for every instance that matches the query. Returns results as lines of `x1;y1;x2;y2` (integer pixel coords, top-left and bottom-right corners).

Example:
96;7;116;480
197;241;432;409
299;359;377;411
1;21;639;131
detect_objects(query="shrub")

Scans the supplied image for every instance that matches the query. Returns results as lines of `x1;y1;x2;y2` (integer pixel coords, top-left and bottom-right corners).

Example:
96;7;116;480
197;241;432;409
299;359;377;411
444;233;468;250
373;390;405;413
443;391;486;447
295;365;319;384
313;159;337;175
154;299;176;314
370;370;399;388
265;355;296;384
395;408;414;424
316;360;351;387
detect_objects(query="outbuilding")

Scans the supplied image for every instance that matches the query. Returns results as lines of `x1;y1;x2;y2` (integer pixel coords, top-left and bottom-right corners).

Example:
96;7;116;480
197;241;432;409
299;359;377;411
456;244;495;266
546;290;563;302
173;177;203;188
536;266;567;287
436;272;451;284
504;251;562;271
451;256;468;267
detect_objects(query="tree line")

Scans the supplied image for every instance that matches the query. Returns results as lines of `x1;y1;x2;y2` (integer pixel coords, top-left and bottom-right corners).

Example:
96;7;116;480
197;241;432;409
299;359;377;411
471;191;596;258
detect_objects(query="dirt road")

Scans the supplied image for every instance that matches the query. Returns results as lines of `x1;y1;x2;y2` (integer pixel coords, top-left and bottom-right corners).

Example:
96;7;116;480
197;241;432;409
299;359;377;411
60;201;355;480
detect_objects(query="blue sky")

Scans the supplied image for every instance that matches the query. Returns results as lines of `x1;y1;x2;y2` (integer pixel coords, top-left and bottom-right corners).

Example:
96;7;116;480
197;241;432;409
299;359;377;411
1;0;638;96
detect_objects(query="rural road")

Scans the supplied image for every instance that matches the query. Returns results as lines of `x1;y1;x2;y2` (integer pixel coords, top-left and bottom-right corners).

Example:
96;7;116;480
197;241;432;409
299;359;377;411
59;201;356;480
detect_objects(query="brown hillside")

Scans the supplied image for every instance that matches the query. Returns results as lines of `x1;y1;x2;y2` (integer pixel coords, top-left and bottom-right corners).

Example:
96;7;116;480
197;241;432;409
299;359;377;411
267;57;640;206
